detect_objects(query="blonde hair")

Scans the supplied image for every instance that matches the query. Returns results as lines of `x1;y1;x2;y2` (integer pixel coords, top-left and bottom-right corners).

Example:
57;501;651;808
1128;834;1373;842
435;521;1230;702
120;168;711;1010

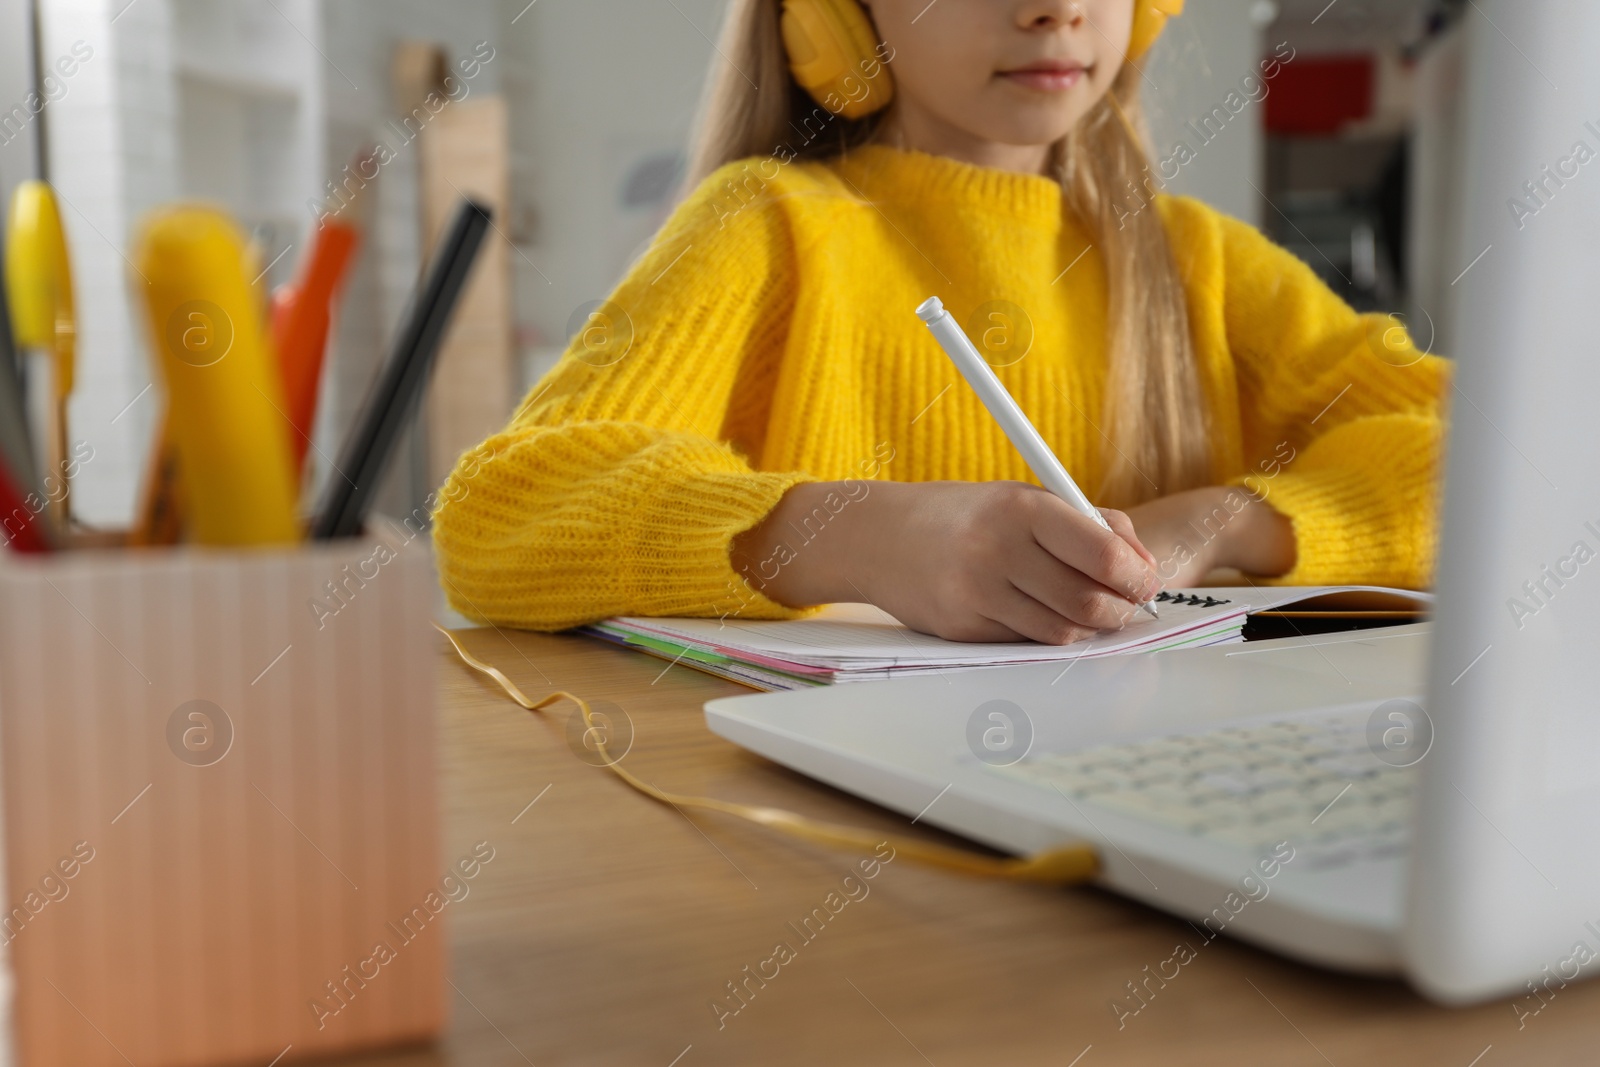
687;0;1212;507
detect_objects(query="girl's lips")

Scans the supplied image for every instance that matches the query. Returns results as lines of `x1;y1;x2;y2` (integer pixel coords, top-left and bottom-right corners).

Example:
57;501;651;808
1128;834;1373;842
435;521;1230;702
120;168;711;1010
997;66;1087;92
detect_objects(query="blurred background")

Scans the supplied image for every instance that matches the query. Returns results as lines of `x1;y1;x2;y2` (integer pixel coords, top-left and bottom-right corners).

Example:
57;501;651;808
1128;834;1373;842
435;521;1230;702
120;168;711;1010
0;0;1470;534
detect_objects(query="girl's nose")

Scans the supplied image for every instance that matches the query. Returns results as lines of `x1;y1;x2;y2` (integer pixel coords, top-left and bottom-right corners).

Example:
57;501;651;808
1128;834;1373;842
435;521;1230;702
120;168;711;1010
1016;0;1088;31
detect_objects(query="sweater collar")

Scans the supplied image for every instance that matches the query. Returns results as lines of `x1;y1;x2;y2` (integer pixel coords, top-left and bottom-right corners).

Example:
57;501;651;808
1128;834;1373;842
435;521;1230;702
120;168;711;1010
829;143;1066;226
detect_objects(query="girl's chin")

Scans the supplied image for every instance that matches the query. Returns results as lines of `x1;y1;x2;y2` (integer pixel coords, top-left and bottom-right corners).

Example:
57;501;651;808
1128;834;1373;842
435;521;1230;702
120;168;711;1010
982;88;1095;132
975;111;1086;149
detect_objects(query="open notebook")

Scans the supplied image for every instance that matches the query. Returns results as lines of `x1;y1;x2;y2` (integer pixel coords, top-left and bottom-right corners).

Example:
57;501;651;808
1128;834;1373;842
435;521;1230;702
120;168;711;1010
581;585;1433;692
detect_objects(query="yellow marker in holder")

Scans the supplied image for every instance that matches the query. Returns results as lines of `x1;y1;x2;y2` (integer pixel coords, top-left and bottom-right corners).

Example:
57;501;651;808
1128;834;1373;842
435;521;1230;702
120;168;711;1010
5;181;77;527
135;206;299;546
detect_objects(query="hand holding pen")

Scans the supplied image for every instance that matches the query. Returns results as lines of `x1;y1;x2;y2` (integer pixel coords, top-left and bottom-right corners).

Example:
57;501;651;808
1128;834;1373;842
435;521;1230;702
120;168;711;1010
917;296;1163;621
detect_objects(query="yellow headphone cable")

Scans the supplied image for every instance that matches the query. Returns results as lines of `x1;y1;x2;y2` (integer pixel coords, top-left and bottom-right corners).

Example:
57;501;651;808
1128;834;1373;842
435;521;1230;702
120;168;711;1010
437;623;1101;886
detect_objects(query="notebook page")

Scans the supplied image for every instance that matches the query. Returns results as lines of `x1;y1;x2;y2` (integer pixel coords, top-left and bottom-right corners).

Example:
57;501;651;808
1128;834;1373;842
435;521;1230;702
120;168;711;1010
605;585;1431;672
611;593;1251;671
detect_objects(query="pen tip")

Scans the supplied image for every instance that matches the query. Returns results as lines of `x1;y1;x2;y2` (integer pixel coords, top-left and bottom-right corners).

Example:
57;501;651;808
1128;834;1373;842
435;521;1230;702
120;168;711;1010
1142;601;1160;621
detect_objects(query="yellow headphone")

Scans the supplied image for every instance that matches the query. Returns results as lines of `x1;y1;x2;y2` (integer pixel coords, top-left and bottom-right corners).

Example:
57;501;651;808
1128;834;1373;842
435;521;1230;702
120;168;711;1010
781;0;1184;120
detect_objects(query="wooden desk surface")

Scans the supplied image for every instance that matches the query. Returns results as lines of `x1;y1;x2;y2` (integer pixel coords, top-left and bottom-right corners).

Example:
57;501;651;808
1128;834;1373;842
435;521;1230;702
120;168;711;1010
338;628;1600;1066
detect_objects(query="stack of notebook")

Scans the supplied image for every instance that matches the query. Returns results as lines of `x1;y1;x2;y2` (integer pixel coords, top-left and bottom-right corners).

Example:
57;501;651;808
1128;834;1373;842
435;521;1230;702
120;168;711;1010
580;585;1433;692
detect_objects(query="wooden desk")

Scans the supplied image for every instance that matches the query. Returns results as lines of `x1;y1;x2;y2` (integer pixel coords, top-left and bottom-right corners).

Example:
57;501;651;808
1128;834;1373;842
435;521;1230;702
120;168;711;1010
338;629;1600;1066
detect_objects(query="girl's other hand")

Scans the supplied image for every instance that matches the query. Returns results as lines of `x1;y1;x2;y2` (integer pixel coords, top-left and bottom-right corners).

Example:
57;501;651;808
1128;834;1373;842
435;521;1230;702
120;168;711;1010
1124;486;1298;587
732;480;1162;644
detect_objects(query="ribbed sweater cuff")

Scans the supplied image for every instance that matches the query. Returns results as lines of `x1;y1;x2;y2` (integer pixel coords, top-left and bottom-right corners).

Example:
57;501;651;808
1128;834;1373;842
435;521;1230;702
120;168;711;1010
1234;467;1415;589
621;466;820;622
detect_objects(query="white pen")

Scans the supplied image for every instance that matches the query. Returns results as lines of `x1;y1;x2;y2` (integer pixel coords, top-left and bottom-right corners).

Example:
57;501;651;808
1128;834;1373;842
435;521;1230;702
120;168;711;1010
915;295;1160;621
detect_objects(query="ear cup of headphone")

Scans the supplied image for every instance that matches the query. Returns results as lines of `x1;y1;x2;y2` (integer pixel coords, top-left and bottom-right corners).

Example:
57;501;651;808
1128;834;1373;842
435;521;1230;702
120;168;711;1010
780;0;895;120
1128;0;1185;62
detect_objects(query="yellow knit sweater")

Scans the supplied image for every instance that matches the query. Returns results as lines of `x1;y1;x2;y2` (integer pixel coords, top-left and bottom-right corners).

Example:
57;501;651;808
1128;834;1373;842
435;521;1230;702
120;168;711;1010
434;145;1446;631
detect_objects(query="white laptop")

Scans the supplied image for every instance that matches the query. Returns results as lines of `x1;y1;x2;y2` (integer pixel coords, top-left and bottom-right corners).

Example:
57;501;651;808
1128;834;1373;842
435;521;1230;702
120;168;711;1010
707;1;1598;1004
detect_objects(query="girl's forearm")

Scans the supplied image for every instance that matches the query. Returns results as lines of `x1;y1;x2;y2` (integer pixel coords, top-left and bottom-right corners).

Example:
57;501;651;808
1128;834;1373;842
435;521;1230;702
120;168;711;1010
730;481;880;608
1217;490;1298;577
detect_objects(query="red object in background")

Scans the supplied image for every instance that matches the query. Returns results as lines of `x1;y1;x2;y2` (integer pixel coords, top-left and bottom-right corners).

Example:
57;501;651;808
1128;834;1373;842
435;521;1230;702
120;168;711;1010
0;462;50;553
1265;55;1375;136
271;219;360;478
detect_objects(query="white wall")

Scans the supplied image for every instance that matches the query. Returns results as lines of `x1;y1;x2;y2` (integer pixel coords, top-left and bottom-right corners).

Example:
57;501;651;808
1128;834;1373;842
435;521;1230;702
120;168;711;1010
1274;0;1432;56
1143;0;1270;227
501;0;727;388
313;0;499;518
0;0;41;205
37;0;179;526
1407;25;1468;357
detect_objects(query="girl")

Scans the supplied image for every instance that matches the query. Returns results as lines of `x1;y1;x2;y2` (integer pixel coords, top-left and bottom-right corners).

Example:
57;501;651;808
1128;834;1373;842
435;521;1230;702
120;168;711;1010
433;0;1446;645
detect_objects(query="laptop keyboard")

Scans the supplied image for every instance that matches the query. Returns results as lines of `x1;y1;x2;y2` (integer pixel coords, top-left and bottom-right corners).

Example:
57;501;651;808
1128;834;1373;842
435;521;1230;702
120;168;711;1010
993;709;1417;868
